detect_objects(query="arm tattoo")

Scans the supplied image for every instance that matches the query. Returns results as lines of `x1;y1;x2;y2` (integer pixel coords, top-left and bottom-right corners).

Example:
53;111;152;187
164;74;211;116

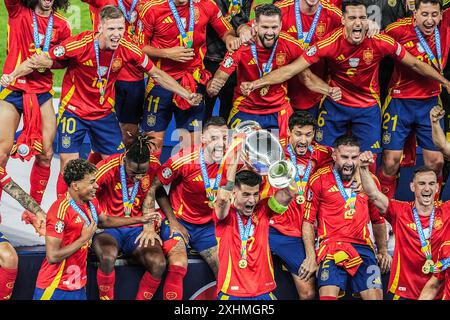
3;181;44;215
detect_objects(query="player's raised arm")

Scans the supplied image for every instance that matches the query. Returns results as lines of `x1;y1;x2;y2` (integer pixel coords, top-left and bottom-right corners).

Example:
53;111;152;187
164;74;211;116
430;105;450;156
240;56;311;95
359;151;389;214
400;50;450;92
298;68;342;102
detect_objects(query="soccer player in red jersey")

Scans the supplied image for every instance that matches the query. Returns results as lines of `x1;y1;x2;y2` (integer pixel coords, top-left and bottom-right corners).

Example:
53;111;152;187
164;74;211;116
0;0;70;219
207;4;340;135
144;117;229;300
360;152;450;300
266;110;332;299
379;0;450;199
6;6;202;198
32;159;158;300
93;136;166;300
82;0;146;147
303;135;389;300
136;0;240;151
0;166;46;300
214;145;297;300
275;0;342;117
419;236;450;300
241;0;450;159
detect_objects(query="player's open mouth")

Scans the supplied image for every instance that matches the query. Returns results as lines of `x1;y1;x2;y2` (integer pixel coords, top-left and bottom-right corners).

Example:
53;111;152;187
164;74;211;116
342;165;354;175
422;193;432;201
42;0;53;9
423;24;435;34
244;204;255;212
295;143;307;154
352;29;362;38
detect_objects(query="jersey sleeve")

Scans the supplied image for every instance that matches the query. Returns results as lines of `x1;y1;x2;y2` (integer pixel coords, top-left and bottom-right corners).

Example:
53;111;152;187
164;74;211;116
122;40;154;73
45;202;64;239
385;199;401;226
218;48;242;75
304;173;321;224
377;34;406;61
4;0;22;18
148;155;162;182
157;156;182;185
137;2;155;45
369;175;385;225
0;167;12;189
207;0;233;38
302;36;334;65
48;33;89;61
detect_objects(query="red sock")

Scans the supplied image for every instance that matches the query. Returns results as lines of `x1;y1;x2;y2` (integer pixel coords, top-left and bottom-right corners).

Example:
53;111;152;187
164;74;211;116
56;173;67;199
320;295;338;300
135;272;161;300
377;169;397;199
29;161;50;205
97;268;115;300
163;265;187;300
0;267;17;300
88;152;103;165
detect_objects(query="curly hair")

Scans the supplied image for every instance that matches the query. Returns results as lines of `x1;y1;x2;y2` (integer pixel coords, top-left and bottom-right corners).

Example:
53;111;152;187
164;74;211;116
63;159;98;186
22;0;70;13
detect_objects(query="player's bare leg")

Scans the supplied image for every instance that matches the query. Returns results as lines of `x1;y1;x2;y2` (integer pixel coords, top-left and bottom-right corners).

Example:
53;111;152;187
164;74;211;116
199;246;219;278
379;149;403;198
119;123;139;148
359;288;383;300
133;243;166;300
292;274;315;300
145;131;165;155
318;285;340;300
0;242;18;300
164;240;188;300
57;153;79;197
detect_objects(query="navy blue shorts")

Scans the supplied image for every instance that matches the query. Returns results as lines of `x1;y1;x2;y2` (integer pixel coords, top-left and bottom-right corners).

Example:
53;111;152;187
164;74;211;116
114;79;145;124
57;110;125;155
0;231;10;244
99;226;143;256
218;291;276;300
317;243;382;294
269;226;306;275
141;83;205;133
381;96;442;151
0;86;53;113
315;98;381;152
160;218;217;253
33;287;87;300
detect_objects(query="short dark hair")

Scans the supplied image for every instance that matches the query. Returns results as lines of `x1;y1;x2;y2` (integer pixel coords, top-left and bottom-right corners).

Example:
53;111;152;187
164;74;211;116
235;170;262;188
415;0;443;10
203;116;228;131
63;159;98;186
333;135;361;149
342;0;367;14
100;5;124;21
255;4;281;21
125;135;152;164
288;110;317;130
413;166;437;180
22;0;70;12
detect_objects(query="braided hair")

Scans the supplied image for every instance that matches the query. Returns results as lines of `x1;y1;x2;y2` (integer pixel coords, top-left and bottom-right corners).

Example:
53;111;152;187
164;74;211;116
125;134;153;164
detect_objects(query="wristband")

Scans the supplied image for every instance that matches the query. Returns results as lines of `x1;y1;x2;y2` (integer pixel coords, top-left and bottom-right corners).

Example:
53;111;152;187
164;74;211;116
268;196;288;214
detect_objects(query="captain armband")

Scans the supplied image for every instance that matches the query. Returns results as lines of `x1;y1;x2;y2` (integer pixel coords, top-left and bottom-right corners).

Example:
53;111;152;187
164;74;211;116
268;196;288;214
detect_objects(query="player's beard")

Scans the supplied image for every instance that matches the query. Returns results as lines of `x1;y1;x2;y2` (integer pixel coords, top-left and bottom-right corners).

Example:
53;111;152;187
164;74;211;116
258;33;279;49
336;163;356;182
293;140;310;156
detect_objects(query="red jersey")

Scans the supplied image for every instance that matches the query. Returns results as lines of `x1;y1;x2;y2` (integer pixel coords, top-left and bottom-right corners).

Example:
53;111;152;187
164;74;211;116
95;153;160;225
436;240;450;300
304;165;385;247
385;200;449;300
48;31;153;120
214;199;277;297
3;0;71;93
276;0;342;110
0;167;12;189
268;143;332;237
36;196;105;291
157;145;225;225
82;0;144;82
137;0;232;80
219;32;302;114
385;13;450;99
303;28;406;107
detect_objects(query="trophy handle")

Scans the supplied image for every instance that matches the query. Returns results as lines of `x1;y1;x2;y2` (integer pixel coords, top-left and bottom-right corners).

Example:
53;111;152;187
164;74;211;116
268;160;297;189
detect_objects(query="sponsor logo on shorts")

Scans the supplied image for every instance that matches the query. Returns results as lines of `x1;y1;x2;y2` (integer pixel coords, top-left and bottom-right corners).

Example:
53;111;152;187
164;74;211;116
320;269;329;281
165;291;177;300
62;135;71;149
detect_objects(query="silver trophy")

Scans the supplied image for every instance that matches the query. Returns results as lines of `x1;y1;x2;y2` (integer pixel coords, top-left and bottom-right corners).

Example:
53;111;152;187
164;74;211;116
234;121;296;189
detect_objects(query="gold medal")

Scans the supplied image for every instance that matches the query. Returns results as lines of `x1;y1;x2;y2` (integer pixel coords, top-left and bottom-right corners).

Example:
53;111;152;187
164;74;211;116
208;201;215;209
37;67;46;73
296;195;305;204
238;259;248;269
422;259;434;274
345;208;356;219
260;85;269;96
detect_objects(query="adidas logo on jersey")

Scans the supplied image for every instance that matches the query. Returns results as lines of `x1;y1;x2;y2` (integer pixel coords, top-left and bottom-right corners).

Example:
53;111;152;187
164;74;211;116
162;17;173;24
327;186;339;193
83;60;94;67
